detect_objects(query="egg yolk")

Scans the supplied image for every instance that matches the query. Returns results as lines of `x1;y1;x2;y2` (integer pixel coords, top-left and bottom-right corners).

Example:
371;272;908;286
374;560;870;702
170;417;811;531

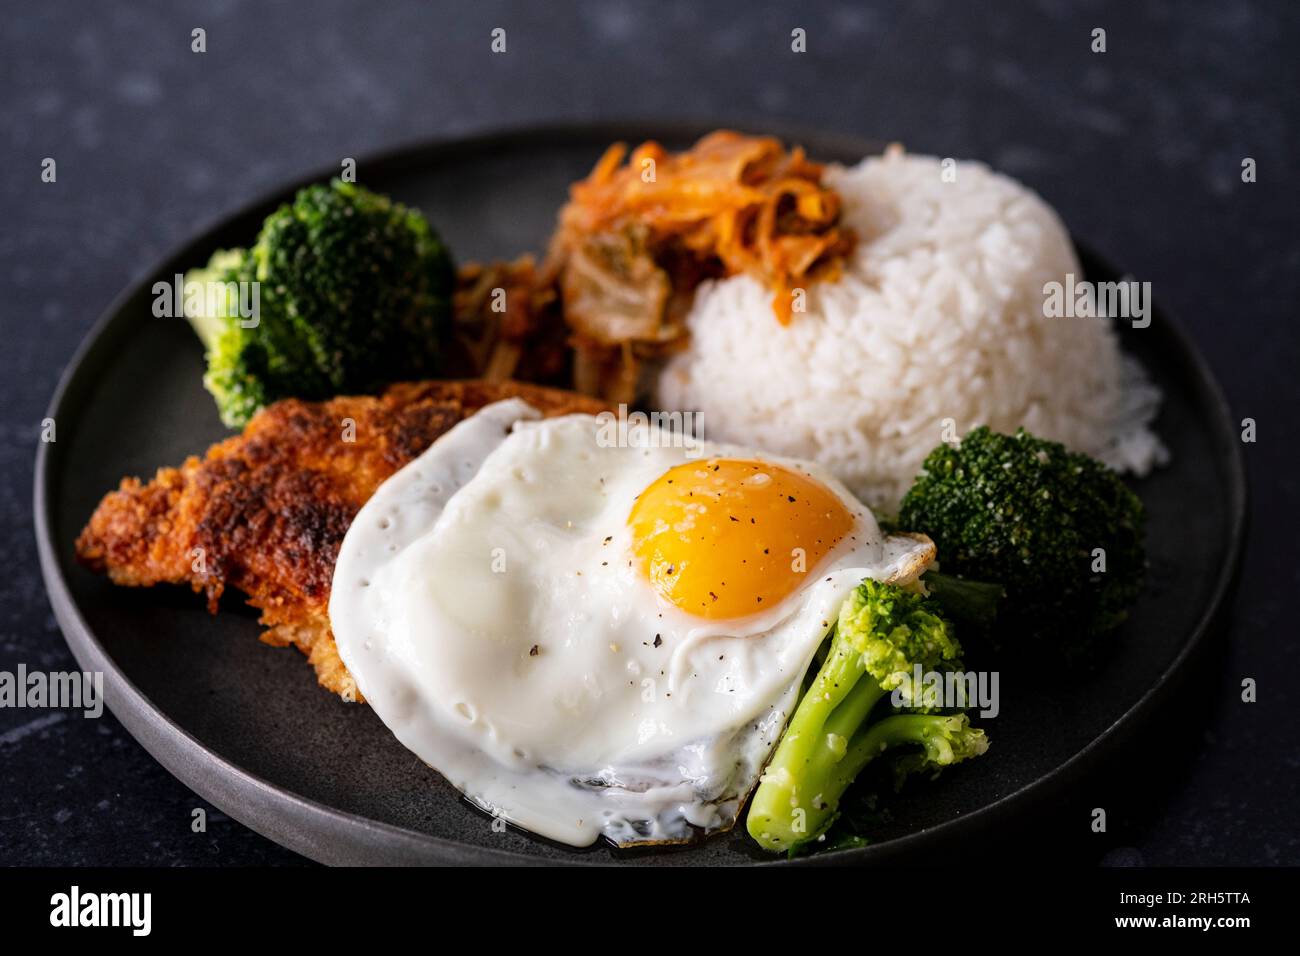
628;459;856;620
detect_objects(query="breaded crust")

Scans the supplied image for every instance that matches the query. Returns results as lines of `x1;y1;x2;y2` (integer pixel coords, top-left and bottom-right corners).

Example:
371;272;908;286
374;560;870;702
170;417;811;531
75;380;608;699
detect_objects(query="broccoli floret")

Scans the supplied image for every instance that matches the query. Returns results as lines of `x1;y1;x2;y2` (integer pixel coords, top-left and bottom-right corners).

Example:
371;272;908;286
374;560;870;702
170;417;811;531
899;427;1145;653
746;580;988;853
183;247;248;356
184;247;280;428
184;180;454;427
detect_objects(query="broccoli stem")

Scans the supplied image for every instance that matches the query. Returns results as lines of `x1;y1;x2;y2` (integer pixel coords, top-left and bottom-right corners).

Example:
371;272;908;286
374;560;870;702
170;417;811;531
822;668;886;743
185;303;227;355
181;247;249;355
747;579;987;854
749;703;982;852
826;713;967;798
760;632;866;795
922;570;1004;629
746;640;886;851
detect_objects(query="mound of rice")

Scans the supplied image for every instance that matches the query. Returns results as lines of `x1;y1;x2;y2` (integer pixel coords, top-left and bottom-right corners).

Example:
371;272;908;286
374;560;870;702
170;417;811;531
655;148;1165;510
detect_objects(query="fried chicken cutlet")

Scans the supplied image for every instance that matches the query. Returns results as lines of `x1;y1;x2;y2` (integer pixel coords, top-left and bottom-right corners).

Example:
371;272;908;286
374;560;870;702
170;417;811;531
75;380;608;700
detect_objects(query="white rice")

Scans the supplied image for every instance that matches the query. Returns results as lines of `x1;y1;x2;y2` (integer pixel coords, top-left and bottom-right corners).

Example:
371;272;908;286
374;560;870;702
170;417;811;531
655;149;1166;511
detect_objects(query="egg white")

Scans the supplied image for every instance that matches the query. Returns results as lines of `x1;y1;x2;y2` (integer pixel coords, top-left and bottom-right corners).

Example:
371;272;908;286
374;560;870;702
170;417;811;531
330;399;934;847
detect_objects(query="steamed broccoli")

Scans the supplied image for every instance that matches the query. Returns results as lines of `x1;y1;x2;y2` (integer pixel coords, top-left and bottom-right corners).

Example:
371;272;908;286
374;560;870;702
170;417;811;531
185;180;454;427
899;427;1145;653
746;579;988;853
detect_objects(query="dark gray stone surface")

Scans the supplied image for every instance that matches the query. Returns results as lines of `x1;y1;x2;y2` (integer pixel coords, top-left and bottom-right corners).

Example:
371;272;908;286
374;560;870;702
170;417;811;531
2;0;1296;865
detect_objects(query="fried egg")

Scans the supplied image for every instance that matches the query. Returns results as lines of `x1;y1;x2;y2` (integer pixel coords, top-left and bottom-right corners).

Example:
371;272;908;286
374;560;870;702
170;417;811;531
330;399;934;847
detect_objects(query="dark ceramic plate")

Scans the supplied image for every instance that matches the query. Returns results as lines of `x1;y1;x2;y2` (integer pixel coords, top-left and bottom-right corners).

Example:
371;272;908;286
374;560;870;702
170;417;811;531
35;123;1246;865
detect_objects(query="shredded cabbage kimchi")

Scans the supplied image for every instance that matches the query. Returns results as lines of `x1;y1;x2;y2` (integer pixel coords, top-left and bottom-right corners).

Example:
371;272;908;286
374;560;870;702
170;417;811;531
453;131;854;404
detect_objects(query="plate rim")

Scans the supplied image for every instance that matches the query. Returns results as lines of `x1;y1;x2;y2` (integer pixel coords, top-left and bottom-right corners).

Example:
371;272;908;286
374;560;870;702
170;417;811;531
33;120;1249;866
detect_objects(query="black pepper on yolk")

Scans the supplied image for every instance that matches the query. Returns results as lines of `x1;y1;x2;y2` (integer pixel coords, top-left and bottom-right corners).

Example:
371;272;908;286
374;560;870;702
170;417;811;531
628;459;856;620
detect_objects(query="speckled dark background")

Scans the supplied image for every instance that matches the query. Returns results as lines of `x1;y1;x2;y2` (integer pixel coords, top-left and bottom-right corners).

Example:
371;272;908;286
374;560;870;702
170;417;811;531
2;0;1297;866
